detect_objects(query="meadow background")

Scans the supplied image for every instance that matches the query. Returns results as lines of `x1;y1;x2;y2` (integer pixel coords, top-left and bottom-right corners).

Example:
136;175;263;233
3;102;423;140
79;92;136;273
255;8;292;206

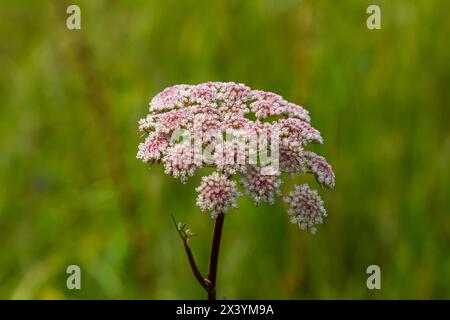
0;0;449;299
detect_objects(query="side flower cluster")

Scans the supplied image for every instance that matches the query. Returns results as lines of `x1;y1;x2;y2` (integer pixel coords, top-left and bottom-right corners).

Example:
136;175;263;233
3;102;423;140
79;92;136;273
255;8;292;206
284;184;327;234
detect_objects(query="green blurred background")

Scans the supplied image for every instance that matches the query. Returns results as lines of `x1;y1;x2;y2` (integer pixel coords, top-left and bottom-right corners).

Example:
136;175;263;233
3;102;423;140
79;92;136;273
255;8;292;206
0;0;449;299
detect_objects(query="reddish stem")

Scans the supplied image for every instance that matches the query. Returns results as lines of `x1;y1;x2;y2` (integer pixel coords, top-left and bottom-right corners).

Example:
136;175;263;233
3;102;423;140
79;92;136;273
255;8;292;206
207;212;225;300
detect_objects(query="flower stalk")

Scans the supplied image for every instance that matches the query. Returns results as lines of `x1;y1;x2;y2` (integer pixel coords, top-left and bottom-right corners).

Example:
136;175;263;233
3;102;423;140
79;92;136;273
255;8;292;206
171;213;225;300
207;212;225;300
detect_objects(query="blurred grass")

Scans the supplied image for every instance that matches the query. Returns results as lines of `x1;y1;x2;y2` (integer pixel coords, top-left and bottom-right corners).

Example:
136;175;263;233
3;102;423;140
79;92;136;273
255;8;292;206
0;0;449;299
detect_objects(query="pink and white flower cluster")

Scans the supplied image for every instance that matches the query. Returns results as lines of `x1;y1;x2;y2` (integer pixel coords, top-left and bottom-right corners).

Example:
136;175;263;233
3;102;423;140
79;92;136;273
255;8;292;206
138;82;335;233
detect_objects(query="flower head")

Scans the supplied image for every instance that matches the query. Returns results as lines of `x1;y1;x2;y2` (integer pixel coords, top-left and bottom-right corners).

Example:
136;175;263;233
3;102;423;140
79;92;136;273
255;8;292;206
138;82;334;232
240;166;282;205
284;184;327;234
302;151;335;189
163;142;199;183
196;172;241;218
137;133;169;163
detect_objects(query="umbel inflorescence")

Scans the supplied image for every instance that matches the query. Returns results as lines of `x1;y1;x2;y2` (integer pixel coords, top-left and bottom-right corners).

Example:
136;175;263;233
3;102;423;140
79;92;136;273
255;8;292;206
138;82;335;234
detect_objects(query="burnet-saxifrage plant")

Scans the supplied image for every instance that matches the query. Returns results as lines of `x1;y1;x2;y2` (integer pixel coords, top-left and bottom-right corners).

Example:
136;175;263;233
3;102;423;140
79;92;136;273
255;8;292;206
137;82;335;299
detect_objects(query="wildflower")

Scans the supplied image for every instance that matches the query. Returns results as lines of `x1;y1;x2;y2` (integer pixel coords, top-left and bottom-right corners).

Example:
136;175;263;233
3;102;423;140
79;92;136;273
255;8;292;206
275;118;323;147
240;166;282;205
137;133;169;163
196;172;241;218
302;151;335;189
214;141;248;176
138;82;334;232
284;184;327;234
163;142;199;183
279;142;304;175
